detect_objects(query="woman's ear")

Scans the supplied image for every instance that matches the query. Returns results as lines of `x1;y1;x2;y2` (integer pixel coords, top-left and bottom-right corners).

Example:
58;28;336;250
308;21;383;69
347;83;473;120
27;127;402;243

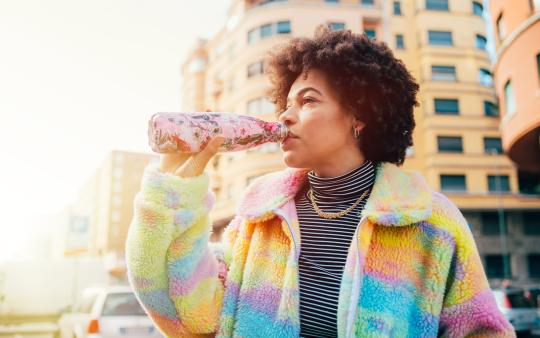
352;118;365;132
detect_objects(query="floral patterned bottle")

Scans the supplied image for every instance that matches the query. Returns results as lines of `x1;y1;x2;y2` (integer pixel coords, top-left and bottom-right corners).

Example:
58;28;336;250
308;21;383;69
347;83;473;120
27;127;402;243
148;112;289;153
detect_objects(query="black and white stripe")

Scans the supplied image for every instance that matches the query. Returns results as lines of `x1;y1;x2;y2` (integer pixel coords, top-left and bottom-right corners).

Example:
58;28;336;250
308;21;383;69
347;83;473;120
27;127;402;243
297;161;375;338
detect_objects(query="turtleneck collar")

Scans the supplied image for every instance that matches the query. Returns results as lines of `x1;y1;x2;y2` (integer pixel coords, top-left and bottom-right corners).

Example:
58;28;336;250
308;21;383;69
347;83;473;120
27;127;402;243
307;161;375;202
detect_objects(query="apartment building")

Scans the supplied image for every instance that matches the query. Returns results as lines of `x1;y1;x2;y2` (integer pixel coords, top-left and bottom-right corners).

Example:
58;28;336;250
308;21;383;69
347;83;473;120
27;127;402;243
181;0;540;285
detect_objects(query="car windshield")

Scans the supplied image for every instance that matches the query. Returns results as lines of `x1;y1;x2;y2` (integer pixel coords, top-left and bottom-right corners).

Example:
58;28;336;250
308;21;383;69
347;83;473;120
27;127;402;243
507;292;535;308
101;292;146;316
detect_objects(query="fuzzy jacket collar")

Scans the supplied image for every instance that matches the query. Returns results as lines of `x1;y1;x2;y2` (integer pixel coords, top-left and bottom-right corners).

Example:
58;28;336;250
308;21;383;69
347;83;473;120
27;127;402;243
236;162;433;227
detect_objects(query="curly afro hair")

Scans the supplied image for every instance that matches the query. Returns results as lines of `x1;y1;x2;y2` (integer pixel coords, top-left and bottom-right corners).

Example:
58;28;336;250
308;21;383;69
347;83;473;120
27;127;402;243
265;25;419;166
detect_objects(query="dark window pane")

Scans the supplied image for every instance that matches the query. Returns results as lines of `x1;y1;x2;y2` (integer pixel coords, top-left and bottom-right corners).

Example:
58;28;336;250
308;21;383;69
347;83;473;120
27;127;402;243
484;101;499;117
488;175;511;192
435;98;459;114
394;1;402;14
476;34;487;50
277;21;291;34
329;22;346;30
440;174;467;192
396;34;404;49
437;136;463;153
428;30;453;46
528;254;540;278
361;0;375;5
523;212;540;235
481;211;507;235
325;0;339;2
485;254;511;279
364;29;376;39
426;0;449;11
537;53;540;79
473;1;483;16
484;137;503;154
518;171;540;195
432;65;456;81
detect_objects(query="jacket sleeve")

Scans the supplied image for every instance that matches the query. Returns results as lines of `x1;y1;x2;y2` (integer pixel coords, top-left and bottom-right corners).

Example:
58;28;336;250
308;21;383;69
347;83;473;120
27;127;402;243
125;163;241;337
436;193;516;337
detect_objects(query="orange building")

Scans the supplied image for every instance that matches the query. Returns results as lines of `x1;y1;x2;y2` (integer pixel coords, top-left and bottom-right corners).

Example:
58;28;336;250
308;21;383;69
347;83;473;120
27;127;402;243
488;0;540;176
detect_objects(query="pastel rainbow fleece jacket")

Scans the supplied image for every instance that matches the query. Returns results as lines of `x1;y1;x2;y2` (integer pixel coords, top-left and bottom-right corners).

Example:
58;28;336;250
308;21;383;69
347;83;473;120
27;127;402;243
126;162;515;337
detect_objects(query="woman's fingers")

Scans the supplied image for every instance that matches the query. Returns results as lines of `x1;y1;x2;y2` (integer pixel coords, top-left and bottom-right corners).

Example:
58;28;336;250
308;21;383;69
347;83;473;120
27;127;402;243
174;136;226;177
159;153;191;173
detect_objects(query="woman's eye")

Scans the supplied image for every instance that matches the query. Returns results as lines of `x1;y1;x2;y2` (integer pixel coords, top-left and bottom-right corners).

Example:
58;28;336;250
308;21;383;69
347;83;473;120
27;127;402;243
302;97;316;105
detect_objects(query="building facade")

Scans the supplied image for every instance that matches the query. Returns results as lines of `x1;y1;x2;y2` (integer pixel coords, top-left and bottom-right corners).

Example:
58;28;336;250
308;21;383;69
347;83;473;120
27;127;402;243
182;0;540;285
56;150;158;281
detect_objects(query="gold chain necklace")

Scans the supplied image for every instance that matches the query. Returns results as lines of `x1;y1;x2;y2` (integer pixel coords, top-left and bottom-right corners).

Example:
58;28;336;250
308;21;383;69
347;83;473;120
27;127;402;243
307;188;368;219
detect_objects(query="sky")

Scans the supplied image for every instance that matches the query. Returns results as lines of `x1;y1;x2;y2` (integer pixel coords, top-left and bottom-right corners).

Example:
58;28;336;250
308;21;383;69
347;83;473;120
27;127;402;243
0;0;230;262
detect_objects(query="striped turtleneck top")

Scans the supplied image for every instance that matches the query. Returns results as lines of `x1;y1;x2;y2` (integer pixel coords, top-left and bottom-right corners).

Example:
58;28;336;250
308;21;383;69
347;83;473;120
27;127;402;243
296;160;376;338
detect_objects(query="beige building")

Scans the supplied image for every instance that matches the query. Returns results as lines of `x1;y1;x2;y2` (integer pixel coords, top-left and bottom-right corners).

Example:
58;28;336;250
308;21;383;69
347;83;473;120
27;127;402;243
182;0;540;284
57;150;158;279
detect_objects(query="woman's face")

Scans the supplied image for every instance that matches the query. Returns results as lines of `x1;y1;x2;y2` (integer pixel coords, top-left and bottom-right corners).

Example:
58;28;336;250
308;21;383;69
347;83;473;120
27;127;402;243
278;68;365;176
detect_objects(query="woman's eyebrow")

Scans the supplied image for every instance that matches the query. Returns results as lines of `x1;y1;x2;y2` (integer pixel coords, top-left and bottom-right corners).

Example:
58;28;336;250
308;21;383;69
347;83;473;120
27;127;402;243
287;87;323;104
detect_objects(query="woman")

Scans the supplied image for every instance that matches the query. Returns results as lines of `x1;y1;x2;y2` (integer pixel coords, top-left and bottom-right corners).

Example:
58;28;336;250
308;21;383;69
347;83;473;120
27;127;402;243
126;26;515;337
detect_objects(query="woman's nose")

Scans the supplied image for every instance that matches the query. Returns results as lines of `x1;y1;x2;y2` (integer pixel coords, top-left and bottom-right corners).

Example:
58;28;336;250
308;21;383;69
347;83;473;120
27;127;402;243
278;107;296;125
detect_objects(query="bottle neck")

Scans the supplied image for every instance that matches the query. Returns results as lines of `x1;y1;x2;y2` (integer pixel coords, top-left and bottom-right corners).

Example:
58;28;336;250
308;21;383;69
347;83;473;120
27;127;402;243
278;123;289;141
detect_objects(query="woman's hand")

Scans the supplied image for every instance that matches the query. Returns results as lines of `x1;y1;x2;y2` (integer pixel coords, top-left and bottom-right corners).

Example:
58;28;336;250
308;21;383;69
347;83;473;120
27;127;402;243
159;135;225;178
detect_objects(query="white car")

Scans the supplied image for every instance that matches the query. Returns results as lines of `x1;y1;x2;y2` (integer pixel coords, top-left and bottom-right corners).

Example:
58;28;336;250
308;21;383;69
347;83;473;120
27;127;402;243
492;287;540;335
57;286;163;338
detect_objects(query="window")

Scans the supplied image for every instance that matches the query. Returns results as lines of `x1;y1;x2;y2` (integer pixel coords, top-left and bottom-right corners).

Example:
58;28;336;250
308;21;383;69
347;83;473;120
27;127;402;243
393;1;402;15
440;174;467;192
325;0;339;2
496;13;506;40
396;34;405;49
437;136;463;153
434;98;459;114
476;34;487;50
248;21;291;44
277;21;291;34
484;101;499;117
247;97;275;116
488;175;511;193
111;211;121;222
504;80;516;116
473;1;483;16
260;23;273;38
361;0;375;6
364;29;376;39
329;22;346;30
523;212;540;235
431;65;456;81
248;28;258;44
247;61;264;78
485;254;511;279
519;171;540;195
528;254;540;278
478;68;493;86
428;30;453;46
484;137;503;154
426;0;448;11
536;53;540;79
481;212;507;235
